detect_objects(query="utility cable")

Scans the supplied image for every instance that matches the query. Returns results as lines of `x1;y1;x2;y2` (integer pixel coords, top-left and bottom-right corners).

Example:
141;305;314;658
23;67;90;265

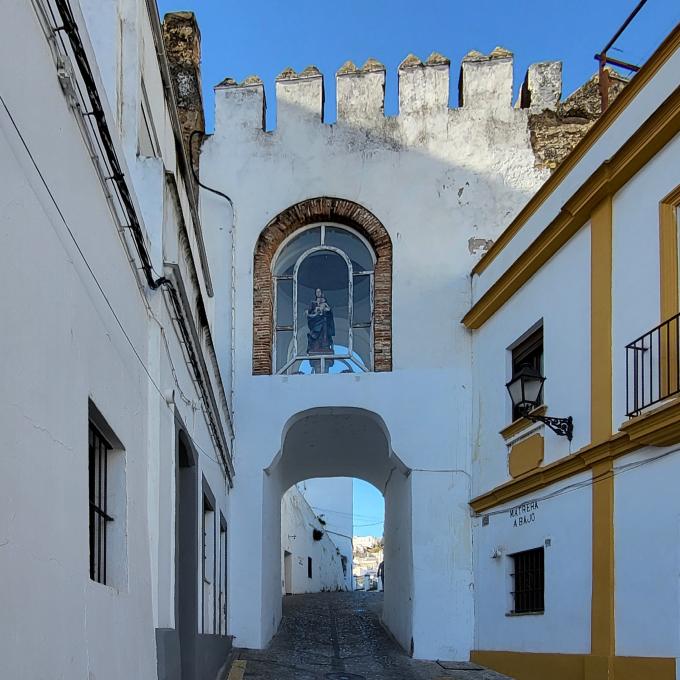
0;92;225;473
477;444;680;519
46;0;233;480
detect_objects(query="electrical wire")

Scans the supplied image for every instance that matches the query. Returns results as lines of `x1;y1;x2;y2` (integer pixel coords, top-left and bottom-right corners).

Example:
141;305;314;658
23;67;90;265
43;0;233;480
312;506;383;522
477;444;680;519
0;92;226;473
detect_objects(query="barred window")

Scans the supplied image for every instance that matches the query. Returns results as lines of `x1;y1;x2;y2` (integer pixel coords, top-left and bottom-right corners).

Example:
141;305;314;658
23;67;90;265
202;494;215;633
218;519;228;635
273;224;374;375
510;547;544;614
89;422;114;584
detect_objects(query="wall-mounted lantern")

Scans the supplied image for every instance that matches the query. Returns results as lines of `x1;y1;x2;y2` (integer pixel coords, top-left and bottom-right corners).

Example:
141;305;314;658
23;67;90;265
506;365;573;441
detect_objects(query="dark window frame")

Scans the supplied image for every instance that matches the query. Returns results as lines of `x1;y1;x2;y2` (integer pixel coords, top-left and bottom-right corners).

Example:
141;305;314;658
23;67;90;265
89;422;114;585
202;490;216;634
510;547;545;614
307;556;313;579
511;327;544;420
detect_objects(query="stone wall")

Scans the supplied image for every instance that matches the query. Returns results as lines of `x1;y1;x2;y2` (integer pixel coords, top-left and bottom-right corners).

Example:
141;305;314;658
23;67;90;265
162;12;204;176
526;69;629;171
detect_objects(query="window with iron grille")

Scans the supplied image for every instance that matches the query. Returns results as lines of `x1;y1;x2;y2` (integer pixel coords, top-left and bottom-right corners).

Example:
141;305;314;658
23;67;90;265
511;547;544;614
218;518;227;635
511;327;544;420
202;494;215;634
89;422;114;584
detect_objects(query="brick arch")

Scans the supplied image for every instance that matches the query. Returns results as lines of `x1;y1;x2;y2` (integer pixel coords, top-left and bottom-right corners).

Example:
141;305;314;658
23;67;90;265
253;197;392;375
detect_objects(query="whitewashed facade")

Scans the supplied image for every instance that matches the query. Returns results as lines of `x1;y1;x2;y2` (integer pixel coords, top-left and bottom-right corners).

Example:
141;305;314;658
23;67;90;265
280;485;347;595
297;477;354;590
466;25;680;680
1;1;233;679
202;36;559;661
3;1;680;679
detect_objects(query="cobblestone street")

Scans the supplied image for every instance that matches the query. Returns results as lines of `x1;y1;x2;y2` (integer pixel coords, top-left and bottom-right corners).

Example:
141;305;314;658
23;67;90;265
230;592;511;680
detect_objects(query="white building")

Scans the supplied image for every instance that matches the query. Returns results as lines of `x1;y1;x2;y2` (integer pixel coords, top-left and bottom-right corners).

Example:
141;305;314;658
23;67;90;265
296;477;354;590
280;485;346;595
2;1;680;679
1;2;233;679
465;24;680;680
202;35;566;659
353;536;383;589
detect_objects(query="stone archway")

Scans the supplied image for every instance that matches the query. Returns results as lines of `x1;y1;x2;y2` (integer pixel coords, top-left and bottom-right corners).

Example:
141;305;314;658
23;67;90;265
252;198;393;375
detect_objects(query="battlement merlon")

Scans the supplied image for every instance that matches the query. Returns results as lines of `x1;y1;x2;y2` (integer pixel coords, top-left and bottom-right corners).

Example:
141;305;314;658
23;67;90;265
459;47;514;109
212;50;564;134
519;61;563;111
214;75;266;131
276;66;324;126
337;59;386;122
399;53;450;115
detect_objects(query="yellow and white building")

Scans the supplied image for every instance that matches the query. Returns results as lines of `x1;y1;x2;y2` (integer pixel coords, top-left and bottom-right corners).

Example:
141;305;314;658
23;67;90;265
466;24;680;680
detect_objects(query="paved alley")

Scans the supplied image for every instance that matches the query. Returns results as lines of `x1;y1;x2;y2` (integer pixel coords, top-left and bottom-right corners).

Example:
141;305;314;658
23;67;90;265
230;592;511;680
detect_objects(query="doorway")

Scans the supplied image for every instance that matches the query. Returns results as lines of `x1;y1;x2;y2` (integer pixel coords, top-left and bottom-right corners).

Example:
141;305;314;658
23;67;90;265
177;433;198;679
283;551;293;595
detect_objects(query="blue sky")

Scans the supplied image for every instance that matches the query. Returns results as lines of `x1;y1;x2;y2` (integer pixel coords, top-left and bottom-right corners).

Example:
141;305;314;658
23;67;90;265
158;0;679;130
352;480;384;537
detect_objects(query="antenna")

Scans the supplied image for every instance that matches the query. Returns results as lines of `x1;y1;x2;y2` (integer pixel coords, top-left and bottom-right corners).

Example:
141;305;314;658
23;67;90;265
594;0;648;113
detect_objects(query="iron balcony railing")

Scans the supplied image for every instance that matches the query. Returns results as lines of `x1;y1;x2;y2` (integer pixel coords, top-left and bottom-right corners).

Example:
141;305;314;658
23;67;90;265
626;312;680;417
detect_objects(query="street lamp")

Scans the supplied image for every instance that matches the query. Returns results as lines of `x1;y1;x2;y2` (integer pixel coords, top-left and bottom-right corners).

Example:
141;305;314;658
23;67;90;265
505;364;573;441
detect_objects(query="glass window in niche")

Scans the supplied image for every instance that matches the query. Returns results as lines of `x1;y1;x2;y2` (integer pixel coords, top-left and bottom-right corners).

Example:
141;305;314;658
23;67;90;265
274;227;321;277
324;226;374;272
272;224;375;374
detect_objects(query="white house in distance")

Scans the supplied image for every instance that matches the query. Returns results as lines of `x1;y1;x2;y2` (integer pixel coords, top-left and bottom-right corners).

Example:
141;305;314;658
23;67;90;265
296;477;354;590
280;484;346;595
1;1;680;680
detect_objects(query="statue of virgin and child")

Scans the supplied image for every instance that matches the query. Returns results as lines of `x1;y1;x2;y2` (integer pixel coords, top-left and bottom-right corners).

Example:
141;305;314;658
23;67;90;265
305;288;335;357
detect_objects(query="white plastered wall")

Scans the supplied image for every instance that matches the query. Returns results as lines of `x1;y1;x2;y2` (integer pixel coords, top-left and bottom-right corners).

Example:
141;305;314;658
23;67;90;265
201;47;557;660
614;446;680;661
472;226;592;496
612;132;680;428
0;4;233;679
280;486;346;594
473;473;592;653
297;477;354;590
0;2;157;676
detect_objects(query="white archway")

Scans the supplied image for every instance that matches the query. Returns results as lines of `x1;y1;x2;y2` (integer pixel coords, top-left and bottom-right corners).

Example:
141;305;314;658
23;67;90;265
261;407;414;653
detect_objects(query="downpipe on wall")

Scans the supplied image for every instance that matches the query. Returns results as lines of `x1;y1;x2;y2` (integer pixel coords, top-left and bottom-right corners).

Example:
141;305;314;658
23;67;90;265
189;130;238;423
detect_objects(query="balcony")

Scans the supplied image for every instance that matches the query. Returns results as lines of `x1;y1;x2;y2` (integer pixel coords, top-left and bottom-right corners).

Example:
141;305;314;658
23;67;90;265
626;313;680;417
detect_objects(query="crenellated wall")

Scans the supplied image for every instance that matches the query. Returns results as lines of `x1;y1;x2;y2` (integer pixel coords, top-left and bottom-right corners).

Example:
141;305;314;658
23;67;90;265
212;47;564;140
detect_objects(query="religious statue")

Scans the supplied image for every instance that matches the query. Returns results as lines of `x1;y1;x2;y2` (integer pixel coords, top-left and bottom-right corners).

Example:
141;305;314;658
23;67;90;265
305;288;335;356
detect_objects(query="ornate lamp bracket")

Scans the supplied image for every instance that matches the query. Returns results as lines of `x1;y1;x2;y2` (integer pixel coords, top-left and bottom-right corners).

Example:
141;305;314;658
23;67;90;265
524;413;573;441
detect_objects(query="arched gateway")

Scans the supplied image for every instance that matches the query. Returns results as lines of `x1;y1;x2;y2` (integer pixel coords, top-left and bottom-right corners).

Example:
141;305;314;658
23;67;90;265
226;197;474;661
267;408;413;652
